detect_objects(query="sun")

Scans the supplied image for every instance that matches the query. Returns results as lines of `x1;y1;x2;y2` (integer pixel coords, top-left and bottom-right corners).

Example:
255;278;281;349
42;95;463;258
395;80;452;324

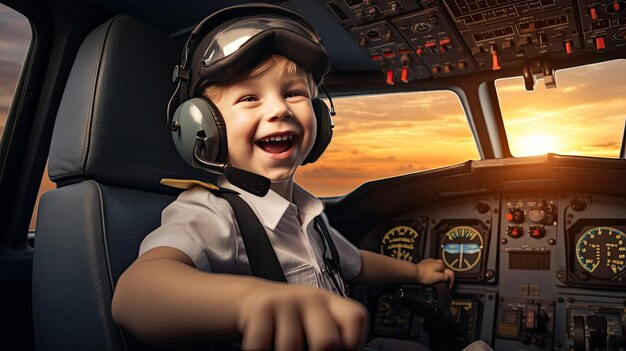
511;133;559;156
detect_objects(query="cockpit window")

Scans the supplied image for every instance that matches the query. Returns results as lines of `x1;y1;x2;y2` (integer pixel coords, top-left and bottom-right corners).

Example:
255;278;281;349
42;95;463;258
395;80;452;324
0;4;31;143
296;90;478;197
496;59;626;158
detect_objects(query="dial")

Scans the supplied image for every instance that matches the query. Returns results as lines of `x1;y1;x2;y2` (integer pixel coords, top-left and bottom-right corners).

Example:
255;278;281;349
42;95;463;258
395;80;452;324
381;225;420;262
575;226;626;279
373;293;411;336
441;226;484;272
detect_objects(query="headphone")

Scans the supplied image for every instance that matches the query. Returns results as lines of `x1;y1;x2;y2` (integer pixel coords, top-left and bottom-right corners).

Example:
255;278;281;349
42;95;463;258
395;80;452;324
167;3;335;194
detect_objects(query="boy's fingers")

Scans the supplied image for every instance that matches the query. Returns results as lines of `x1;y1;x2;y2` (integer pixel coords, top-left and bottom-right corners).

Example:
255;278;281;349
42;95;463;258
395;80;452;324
445;268;455;288
241;308;274;351
274;304;304;351
330;299;368;350
302;298;342;351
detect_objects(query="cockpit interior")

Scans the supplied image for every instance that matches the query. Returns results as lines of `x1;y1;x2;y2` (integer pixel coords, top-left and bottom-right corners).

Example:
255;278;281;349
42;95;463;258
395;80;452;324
0;0;625;350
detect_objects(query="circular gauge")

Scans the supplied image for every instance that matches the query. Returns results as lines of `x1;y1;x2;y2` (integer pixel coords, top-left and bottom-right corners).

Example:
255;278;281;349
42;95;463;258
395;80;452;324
373;293;411;336
575;226;626;279
381;225;420;262
441;226;484;272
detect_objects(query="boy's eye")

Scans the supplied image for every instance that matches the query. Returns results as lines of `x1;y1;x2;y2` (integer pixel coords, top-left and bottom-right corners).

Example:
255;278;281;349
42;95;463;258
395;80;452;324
239;96;257;102
286;91;307;99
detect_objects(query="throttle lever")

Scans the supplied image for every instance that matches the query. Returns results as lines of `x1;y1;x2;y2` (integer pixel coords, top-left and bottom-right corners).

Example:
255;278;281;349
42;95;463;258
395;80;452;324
394;287;449;321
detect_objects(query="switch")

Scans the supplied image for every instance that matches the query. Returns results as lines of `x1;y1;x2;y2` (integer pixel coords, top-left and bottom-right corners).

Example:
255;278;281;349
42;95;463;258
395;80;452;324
525;309;537;329
564;40;573;54
518;36;530;46
431;65;441;74
401;66;409;83
471;45;484;55
538;33;548;46
385;31;393;43
490;44;501;70
425;41;437;54
589;6;599;21
501;40;514;49
386;69;395;85
443;64;452;73
359;36;368;47
458;60;467;69
439;38;451;46
595;36;606;51
439;38;451;53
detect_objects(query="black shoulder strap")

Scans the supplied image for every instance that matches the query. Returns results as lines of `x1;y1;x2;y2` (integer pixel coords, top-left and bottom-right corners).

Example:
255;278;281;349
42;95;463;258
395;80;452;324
314;216;345;280
219;192;287;283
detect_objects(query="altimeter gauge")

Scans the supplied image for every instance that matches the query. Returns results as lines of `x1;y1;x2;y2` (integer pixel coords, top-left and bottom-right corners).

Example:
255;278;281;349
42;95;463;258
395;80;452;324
575;226;626;279
381;225;420;263
441;226;484;272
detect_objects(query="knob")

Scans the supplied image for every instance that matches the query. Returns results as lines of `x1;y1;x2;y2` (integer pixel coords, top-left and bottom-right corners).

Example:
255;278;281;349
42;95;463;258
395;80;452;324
507;225;524;238
529;225;545;239
506;208;525;223
570;198;587;211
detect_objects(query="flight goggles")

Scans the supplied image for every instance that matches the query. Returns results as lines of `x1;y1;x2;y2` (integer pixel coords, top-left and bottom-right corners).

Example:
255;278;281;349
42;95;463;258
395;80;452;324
188;14;331;97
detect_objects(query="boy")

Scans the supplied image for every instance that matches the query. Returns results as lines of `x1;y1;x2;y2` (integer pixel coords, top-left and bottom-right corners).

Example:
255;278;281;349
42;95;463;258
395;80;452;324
112;4;454;350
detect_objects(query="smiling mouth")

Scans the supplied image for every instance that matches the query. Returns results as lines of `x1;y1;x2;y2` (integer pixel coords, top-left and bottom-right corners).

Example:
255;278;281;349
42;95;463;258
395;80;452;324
256;133;297;154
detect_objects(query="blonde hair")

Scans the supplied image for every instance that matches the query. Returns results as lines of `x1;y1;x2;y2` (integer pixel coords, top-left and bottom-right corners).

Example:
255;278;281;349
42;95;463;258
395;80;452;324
203;55;319;101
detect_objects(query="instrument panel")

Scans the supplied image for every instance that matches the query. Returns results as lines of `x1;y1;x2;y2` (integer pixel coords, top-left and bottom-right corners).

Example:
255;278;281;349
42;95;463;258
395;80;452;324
356;191;626;350
322;0;626;84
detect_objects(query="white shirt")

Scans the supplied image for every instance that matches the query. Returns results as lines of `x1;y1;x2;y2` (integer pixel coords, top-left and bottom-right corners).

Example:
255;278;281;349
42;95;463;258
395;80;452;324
139;178;362;294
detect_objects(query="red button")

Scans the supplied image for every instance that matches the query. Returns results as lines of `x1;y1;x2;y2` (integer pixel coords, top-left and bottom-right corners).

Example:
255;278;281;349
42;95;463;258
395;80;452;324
506;213;514;221
590;7;598;20
371;54;383;61
614;1;621;11
595;36;606;51
416;46;423;56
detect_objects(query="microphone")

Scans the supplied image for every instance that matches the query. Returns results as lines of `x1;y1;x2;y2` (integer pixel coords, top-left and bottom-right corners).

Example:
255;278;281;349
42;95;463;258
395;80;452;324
192;134;271;197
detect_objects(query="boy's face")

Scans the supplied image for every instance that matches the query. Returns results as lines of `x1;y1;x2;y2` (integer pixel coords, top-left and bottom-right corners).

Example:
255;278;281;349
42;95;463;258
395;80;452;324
214;63;316;183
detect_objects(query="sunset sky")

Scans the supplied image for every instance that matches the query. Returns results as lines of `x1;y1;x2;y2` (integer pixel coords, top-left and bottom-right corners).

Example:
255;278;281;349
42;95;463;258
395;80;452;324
0;4;624;205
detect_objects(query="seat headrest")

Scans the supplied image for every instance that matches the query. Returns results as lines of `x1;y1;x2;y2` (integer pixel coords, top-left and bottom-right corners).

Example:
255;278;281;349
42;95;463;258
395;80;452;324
48;15;213;193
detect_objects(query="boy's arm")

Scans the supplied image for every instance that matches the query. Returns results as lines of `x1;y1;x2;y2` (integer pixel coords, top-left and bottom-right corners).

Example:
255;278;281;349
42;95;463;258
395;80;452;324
112;247;368;351
351;249;454;287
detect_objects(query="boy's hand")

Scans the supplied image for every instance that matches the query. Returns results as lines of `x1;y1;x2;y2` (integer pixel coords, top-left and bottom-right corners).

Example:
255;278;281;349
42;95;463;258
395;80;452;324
237;283;368;351
415;258;455;288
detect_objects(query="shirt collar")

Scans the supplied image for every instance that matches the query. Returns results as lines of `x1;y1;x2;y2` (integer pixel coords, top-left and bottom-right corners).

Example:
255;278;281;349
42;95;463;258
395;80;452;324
217;177;324;231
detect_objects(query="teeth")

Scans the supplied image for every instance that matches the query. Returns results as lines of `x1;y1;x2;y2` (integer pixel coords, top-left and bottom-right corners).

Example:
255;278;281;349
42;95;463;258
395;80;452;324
259;134;293;142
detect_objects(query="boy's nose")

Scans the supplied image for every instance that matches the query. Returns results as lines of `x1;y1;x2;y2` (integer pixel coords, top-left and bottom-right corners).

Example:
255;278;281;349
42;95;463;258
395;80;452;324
264;97;292;121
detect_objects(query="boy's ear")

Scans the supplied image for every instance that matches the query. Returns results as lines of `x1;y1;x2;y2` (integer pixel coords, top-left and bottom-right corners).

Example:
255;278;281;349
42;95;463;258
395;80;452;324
302;98;334;165
171;96;228;166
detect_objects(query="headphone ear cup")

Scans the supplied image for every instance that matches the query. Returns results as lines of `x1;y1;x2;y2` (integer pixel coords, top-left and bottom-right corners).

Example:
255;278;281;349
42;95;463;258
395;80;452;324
302;98;333;165
171;96;228;166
